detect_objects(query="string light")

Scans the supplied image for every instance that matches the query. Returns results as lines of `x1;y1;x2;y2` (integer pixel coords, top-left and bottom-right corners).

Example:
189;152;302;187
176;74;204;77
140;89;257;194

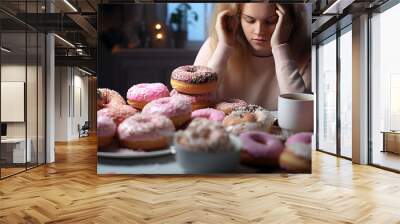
156;33;163;40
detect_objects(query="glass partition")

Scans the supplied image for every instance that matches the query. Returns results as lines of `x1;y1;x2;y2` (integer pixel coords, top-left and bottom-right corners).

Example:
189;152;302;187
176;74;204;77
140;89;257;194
1;29;28;178
0;1;46;179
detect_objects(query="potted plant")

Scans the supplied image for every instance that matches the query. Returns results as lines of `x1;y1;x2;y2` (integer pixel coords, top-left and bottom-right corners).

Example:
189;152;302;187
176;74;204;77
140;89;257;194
169;3;198;48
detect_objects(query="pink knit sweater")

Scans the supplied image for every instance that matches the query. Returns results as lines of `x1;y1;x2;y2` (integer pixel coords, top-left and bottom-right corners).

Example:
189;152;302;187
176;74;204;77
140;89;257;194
194;38;311;110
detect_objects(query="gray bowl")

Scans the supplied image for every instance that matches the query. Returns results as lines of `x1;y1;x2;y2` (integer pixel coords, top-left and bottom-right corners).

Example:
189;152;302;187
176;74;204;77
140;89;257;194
173;135;242;173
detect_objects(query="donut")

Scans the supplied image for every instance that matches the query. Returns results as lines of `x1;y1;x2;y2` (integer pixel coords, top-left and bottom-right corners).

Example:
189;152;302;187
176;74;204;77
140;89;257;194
222;110;275;136
191;108;225;122
174;118;233;152
279;132;312;173
239;131;284;167
97;88;126;110
215;99;248;115
97;114;117;148
118;114;175;151
97;105;138;126
126;83;170;110
142;96;192;128
170;65;218;94
170;89;215;110
232;104;265;113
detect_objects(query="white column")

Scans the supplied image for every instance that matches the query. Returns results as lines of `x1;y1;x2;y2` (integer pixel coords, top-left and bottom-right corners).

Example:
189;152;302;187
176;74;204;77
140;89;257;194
46;1;56;163
352;14;369;164
46;33;55;163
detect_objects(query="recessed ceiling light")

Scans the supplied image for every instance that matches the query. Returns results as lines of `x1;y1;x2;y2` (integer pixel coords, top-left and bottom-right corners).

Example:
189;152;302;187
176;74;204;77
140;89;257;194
54;34;75;48
63;0;78;12
78;67;92;76
1;47;11;53
323;0;355;15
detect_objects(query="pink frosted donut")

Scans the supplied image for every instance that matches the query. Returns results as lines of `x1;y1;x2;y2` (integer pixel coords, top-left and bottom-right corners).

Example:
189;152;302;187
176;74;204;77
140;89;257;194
191;108;225;122
126;83;169;109
170;89;215;110
97;114;117;148
239;131;284;167
142;96;192;127
216;99;248;115
97;105;138;125
118;114;175;151
97;88;126;110
279;132;313;173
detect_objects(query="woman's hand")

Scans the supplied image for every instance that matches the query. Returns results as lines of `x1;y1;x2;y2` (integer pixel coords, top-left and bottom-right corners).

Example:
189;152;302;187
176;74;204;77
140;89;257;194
270;4;293;48
215;9;239;47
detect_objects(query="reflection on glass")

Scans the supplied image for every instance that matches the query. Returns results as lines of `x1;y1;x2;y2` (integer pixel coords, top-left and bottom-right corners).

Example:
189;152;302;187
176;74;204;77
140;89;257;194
317;36;337;154
340;29;352;158
371;3;400;171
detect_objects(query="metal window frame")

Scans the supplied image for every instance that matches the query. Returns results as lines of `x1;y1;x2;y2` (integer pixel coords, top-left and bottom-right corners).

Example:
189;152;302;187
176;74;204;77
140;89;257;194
315;22;353;162
367;0;400;173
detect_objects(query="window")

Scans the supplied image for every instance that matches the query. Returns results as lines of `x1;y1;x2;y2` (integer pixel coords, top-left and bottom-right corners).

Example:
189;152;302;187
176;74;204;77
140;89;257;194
339;27;352;158
370;2;400;171
167;3;214;41
317;35;337;154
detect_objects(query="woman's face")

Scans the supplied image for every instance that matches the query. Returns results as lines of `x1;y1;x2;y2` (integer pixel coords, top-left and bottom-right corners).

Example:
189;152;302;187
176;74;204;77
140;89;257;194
240;3;278;56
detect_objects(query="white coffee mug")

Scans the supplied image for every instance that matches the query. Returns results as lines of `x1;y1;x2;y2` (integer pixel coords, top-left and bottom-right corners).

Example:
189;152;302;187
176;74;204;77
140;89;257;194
278;93;314;132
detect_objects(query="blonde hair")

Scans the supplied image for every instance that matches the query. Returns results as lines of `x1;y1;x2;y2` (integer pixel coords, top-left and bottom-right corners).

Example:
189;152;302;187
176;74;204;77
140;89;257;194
208;3;311;72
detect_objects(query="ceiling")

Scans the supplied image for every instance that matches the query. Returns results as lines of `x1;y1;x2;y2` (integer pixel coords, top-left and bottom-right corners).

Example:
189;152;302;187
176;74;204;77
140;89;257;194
0;0;393;73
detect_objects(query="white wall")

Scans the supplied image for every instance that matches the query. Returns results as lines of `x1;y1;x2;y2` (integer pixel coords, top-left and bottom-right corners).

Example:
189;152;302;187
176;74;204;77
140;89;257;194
55;67;89;141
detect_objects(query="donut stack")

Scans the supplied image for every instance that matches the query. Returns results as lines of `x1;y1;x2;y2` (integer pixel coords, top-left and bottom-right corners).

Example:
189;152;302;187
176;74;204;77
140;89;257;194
170;65;218;110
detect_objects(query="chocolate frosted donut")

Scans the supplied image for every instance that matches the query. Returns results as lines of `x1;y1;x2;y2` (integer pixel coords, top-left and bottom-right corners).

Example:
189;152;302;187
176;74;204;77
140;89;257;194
170;65;218;94
171;65;217;84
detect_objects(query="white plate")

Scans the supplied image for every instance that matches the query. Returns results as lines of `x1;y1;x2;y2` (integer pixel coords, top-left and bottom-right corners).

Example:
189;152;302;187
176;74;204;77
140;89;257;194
98;147;174;159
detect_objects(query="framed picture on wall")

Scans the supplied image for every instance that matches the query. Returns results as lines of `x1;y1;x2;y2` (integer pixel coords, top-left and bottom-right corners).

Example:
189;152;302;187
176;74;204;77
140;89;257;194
97;2;314;174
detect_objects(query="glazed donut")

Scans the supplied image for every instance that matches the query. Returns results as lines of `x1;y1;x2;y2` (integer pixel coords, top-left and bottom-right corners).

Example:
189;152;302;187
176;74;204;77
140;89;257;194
127;83;170;110
97;113;117;148
239;131;284;167
142;96;192;128
222;110;275;136
170;65;217;94
118;114;175;151
279;132;312;173
174;118;233;152
97;105;138;126
191;108;225;122
215;99;248;115
170;89;215;110
97;88;126;110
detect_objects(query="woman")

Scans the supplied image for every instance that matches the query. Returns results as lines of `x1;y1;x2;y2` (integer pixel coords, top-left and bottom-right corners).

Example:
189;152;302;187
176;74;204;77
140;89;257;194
194;3;311;110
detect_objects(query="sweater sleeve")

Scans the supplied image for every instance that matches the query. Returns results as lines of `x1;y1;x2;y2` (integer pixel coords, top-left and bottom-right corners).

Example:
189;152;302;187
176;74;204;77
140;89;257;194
272;43;311;94
194;38;233;85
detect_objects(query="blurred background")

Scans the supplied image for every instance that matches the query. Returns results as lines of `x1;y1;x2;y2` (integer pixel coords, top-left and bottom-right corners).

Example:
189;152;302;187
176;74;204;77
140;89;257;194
98;3;214;95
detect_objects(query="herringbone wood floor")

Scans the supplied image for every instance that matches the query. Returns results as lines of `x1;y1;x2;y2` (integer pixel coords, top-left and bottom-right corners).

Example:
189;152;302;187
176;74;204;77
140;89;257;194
1;135;400;224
